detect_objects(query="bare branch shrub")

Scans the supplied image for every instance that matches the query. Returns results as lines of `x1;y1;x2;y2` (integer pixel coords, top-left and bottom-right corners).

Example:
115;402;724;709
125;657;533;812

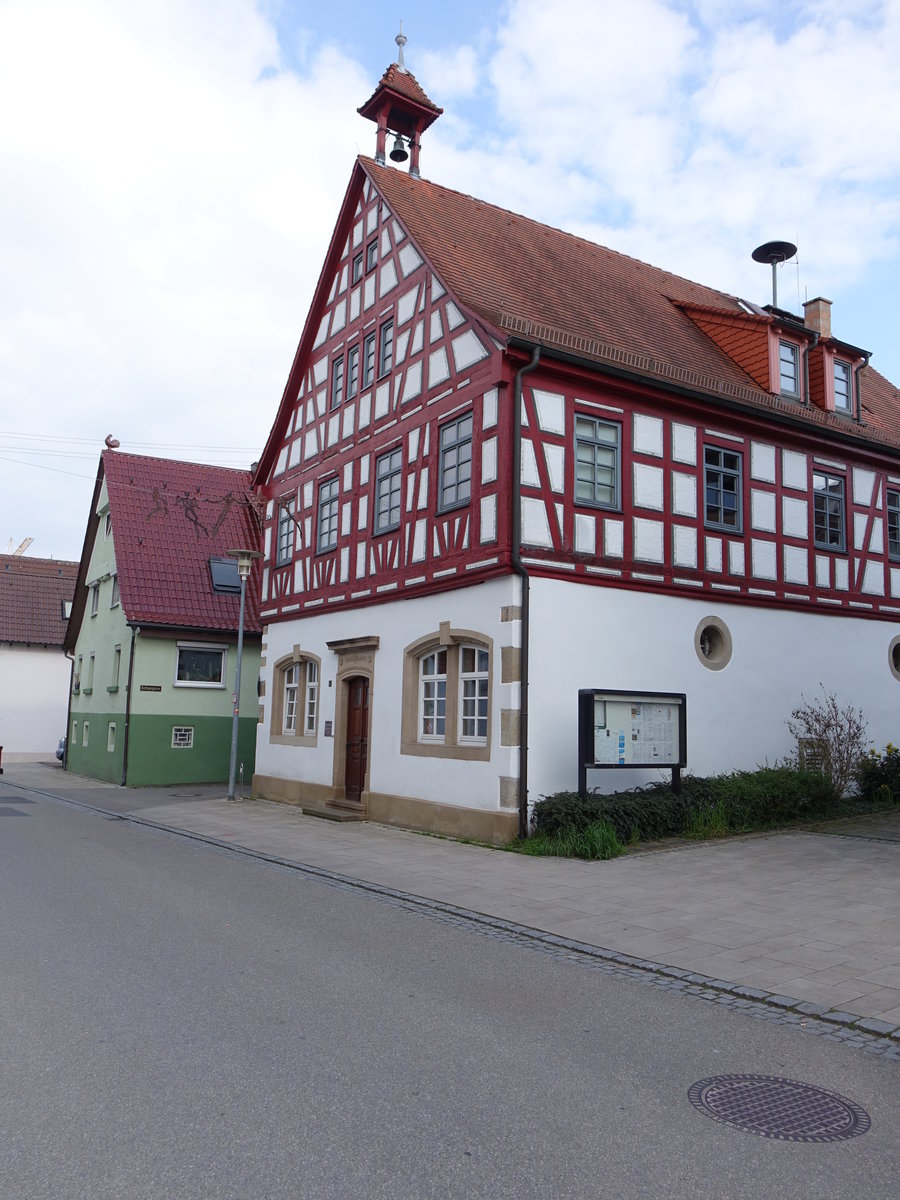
786;687;869;797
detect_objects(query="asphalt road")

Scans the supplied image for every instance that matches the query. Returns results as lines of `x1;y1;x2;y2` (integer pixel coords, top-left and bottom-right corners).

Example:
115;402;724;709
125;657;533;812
1;786;897;1199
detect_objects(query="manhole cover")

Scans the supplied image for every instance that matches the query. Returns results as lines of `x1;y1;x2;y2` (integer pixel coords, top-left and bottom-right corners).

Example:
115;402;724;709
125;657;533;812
688;1075;870;1143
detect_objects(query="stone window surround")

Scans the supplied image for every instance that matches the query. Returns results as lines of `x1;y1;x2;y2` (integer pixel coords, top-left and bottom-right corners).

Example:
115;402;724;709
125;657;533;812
401;623;493;761
269;645;322;747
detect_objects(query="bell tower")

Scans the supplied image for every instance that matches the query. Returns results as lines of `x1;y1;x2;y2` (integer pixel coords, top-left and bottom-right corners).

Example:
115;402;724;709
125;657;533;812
357;29;443;179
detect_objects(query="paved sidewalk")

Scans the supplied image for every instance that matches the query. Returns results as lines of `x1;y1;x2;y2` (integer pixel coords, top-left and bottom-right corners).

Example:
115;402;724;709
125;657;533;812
4;761;900;1033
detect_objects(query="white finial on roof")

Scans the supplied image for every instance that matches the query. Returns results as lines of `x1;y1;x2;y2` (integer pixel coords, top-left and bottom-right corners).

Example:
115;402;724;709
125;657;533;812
396;22;407;73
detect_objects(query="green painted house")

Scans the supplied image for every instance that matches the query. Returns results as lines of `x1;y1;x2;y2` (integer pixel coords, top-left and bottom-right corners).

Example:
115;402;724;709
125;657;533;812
63;450;262;787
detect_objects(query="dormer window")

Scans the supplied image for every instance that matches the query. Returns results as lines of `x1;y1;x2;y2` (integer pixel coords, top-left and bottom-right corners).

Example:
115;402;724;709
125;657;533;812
834;360;852;413
779;341;800;398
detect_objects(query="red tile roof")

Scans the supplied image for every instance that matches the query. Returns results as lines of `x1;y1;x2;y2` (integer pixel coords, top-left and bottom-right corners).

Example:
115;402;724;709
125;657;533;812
0;554;78;646
102;452;262;634
364;159;900;452
358;63;443;119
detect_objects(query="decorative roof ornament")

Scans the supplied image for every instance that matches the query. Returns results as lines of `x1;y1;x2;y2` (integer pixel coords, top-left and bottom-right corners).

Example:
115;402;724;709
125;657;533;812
396;23;407;73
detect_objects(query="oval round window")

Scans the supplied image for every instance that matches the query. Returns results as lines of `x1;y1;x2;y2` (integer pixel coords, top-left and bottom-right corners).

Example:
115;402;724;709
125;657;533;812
694;616;733;671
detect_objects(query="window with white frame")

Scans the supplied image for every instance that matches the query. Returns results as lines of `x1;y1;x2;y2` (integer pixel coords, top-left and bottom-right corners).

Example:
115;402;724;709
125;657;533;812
459;645;489;741
366;239;377;272
110;574;120;607
172;726;194;748
271;655;320;743
283;663;300;734
317;477;339;552
374;447;402;533
352;252;363;283
834;360;852;413
276;498;295;566
704;445;742;532
887;490;900;561
813;472;845;551
438;413;473;512
575;415;620;509
175;643;226;686
90;583;99;617
85;653;95;693
74;656;82;693
111;645;121;689
419;649;447;740
304;660;319;736
82;721;90;747
107;723;116;752
104;512;112;539
779;341;800;397
401;632;492;760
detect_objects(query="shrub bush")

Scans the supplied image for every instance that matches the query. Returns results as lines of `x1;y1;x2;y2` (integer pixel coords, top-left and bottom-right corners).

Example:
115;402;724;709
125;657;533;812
532;765;839;846
856;744;900;804
514;819;624;861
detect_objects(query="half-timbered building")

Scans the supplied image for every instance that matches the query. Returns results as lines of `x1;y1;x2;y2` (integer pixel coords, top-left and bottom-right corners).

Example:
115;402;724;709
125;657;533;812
251;47;900;844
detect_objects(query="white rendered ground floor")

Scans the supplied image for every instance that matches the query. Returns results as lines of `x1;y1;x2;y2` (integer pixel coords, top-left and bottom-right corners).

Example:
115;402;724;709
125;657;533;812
253;574;900;842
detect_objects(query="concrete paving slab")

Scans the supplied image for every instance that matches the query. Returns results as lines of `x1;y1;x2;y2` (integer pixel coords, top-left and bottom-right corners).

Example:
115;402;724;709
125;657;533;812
4;761;900;1031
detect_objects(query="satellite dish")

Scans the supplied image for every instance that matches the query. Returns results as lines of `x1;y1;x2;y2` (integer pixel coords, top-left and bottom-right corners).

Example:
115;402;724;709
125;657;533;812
752;240;797;308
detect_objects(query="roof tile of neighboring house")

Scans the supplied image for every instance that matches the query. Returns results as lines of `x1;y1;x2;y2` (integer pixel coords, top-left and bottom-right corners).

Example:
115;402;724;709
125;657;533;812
103;452;262;634
0;554;78;646
364;159;900;451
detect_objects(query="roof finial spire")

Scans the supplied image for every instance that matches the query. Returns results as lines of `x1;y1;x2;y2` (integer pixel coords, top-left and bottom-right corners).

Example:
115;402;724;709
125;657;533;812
395;22;407;73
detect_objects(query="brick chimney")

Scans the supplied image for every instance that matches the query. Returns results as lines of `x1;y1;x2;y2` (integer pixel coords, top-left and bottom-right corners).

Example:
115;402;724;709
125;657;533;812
804;296;832;339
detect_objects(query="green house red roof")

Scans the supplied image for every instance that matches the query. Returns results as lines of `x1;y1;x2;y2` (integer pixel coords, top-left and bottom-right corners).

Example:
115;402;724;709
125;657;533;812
66;452;262;645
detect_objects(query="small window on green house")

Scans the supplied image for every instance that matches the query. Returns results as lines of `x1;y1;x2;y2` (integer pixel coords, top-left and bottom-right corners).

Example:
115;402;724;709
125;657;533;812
107;723;116;752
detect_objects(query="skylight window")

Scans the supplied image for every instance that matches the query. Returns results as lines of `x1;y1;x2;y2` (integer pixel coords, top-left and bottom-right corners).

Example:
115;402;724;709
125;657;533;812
208;556;241;594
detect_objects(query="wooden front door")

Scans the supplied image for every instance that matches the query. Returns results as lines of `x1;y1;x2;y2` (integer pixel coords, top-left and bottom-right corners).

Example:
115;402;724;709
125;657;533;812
344;676;369;803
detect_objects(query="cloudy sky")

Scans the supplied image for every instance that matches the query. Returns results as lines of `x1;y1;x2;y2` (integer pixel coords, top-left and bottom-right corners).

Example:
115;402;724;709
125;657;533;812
3;0;899;561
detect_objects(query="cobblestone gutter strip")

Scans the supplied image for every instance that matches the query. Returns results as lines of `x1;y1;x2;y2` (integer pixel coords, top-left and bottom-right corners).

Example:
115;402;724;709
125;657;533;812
25;786;900;1062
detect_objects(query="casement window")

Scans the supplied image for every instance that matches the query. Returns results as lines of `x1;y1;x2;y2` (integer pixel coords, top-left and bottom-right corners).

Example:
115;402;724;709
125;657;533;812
347;345;360;399
104;512;112;539
276;498;295;566
834;361;852;413
366;239;378;272
107;723;116;753
458;645;489;741
330;355;344;410
317;477;340;552
110;575;119;607
378;320;394;377
887;490;900;561
362;332;376;390
111;645;121;689
401;631;493;761
575;415;620;509
282;663;300;734
172;726;194;749
419;649;447;739
352;253;363;284
704;446;742;532
271;654;320;744
82;721;90;747
71;720;78;744
84;653;95;693
175;642;226;687
438;413;473;512
61;599;72;620
90;583;99;617
374;447;402;534
779;341;800;397
813;472;845;551
74;656;82;694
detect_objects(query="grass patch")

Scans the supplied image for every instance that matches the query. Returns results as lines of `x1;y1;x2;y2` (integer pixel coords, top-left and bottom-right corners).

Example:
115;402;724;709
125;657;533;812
507;819;624;860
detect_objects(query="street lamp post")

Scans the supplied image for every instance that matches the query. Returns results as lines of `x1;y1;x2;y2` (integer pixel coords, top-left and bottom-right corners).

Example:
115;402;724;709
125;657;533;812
226;548;261;802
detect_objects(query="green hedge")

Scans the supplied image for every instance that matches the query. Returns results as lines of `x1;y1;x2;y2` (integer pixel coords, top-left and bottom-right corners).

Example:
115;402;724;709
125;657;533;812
533;766;842;844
